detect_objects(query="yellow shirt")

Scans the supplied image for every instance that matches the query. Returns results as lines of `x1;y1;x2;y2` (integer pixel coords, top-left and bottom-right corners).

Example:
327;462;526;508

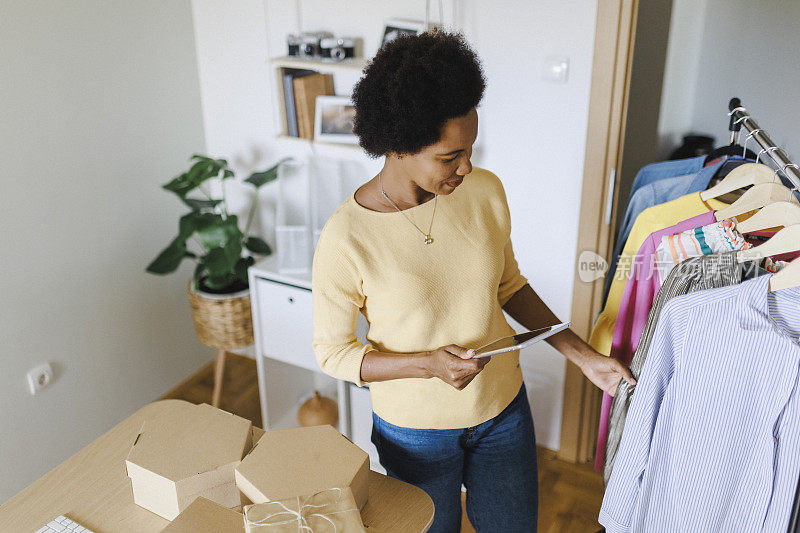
588;191;728;356
312;168;528;429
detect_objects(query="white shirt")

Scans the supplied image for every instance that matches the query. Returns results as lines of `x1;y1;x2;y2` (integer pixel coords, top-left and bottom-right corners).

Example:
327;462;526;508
600;274;800;532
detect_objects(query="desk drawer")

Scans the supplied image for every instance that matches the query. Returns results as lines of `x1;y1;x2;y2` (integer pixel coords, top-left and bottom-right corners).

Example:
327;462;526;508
254;278;318;371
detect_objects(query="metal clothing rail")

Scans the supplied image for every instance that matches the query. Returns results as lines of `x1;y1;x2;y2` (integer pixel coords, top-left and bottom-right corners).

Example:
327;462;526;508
727;97;800;192
725;98;800;533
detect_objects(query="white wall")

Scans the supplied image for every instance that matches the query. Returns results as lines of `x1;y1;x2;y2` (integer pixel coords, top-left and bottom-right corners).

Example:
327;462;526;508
191;0;600;451
0;1;208;502
658;0;800;161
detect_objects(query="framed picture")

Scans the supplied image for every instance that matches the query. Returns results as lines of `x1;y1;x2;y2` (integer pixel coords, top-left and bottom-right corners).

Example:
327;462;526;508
314;95;358;144
381;19;427;46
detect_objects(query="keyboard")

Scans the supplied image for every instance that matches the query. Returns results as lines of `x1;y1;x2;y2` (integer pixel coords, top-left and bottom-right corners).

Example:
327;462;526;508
35;514;94;533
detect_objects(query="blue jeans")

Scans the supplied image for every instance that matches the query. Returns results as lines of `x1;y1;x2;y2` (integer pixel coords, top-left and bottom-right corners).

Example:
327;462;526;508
371;384;538;532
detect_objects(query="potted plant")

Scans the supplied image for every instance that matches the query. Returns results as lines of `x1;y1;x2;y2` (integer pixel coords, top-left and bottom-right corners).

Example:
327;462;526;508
147;154;288;404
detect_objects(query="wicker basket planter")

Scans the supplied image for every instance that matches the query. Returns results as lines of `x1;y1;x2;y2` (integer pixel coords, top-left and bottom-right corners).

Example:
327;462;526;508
186;281;254;350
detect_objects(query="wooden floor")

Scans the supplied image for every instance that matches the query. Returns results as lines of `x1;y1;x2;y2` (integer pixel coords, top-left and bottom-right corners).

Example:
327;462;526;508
160;353;605;532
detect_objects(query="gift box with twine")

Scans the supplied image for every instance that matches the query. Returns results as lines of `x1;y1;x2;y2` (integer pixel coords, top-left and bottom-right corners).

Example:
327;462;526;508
243;487;365;533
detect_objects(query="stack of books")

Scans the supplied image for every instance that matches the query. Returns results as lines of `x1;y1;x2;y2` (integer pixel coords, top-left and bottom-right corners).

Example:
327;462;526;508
282;69;334;139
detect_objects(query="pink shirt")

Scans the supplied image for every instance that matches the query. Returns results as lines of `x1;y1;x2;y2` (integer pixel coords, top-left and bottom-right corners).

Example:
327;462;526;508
594;211;717;470
595;215;800;471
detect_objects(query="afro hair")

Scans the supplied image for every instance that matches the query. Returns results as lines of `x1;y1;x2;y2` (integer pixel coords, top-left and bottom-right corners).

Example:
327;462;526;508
351;30;486;158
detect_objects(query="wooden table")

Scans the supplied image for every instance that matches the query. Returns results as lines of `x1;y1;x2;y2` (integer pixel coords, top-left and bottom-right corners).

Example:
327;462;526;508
0;400;433;532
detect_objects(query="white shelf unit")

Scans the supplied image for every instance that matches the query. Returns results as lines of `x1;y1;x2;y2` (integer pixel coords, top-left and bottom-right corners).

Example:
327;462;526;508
256;47;384;472
270;56;368;73
269;55;365;147
274;134;366;158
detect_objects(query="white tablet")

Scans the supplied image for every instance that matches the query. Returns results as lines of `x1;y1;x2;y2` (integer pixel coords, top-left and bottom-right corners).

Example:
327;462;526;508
471;322;572;359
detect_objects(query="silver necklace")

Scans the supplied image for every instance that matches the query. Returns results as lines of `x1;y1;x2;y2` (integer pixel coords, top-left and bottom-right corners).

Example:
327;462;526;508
378;172;437;244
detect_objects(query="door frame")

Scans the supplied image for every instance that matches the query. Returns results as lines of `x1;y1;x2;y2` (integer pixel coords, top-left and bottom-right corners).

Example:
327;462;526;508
558;0;640;463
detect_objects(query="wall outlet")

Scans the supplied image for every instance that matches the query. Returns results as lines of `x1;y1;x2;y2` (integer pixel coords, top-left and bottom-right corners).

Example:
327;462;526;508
27;363;54;395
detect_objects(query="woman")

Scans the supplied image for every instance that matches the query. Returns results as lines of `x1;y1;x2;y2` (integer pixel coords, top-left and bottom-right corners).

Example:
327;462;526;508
312;30;634;532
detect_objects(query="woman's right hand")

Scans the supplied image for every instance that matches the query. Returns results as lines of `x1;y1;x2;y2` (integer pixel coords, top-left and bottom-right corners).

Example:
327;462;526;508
424;344;490;390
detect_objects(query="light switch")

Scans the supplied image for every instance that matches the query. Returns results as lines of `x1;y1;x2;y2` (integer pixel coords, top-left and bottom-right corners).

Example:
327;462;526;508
542;56;569;83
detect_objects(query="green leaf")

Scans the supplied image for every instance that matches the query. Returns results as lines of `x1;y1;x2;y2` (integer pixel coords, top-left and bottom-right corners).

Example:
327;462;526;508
192;261;205;287
178;212;194;238
204;274;237;291
234;256;255;283
146;237;187;274
184;251;197;258
186;159;211;184
244;158;292;188
163;155;230;198
181;197;222;211
204;247;232;278
244;236;271;255
195;214;242;249
223;238;243;265
163;172;194;198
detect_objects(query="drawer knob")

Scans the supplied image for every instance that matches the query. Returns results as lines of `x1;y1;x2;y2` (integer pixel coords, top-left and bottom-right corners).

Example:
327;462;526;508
288;297;294;303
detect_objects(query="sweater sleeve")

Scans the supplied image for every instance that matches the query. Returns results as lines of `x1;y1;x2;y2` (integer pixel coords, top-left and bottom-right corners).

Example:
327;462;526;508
491;174;528;305
498;238;528;305
311;226;375;387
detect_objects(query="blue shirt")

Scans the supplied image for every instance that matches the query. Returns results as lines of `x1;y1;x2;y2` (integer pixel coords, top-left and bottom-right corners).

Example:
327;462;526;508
628;155;707;198
600;274;800;532
602;157;733;308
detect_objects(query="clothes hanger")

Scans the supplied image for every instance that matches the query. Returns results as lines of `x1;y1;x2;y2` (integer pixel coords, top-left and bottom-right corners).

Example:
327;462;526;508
737;224;800;264
769;256;800;291
700;162;775;201
759;173;800;291
704;144;758;161
734;201;800;233
714;182;799;221
732;166;800;231
704;112;759;161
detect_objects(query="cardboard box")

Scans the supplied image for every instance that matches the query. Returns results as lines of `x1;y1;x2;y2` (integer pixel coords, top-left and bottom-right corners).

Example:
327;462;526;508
125;402;253;520
243;487;365;533
235;425;369;510
162;497;245;532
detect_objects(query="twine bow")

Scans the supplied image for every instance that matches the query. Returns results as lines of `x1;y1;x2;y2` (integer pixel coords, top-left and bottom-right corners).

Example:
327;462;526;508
244;488;359;532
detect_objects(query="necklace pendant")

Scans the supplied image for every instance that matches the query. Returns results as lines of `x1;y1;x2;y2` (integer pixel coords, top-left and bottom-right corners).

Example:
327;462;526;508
424;235;433;245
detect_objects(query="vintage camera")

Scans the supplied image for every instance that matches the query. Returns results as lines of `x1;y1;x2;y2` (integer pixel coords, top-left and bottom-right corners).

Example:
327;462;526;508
320;37;356;61
298;31;332;58
287;34;302;57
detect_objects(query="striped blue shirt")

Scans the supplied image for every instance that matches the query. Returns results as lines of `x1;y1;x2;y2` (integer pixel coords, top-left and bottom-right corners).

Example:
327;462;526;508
600;274;800;532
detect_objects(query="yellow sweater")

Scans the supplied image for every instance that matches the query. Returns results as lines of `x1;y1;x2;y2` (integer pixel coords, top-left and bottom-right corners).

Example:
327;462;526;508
588;191;727;356
312;168;528;429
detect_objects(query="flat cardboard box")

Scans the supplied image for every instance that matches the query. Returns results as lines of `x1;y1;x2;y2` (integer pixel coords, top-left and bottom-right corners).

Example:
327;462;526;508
161;497;245;532
235;425;369;510
125;403;253;520
243;487;365;533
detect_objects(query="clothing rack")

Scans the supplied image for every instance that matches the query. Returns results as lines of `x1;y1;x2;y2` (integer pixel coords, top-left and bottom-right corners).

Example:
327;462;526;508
726;98;800;533
727;97;800;193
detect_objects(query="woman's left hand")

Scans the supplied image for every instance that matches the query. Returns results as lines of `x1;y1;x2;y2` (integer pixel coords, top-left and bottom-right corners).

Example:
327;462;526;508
579;351;636;397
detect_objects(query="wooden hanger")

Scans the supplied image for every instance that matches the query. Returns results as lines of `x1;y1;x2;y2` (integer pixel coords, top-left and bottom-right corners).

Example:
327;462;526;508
700;162;776;201
769;256;800;291
735;201;800;233
737;224;800;263
714;182;799;221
